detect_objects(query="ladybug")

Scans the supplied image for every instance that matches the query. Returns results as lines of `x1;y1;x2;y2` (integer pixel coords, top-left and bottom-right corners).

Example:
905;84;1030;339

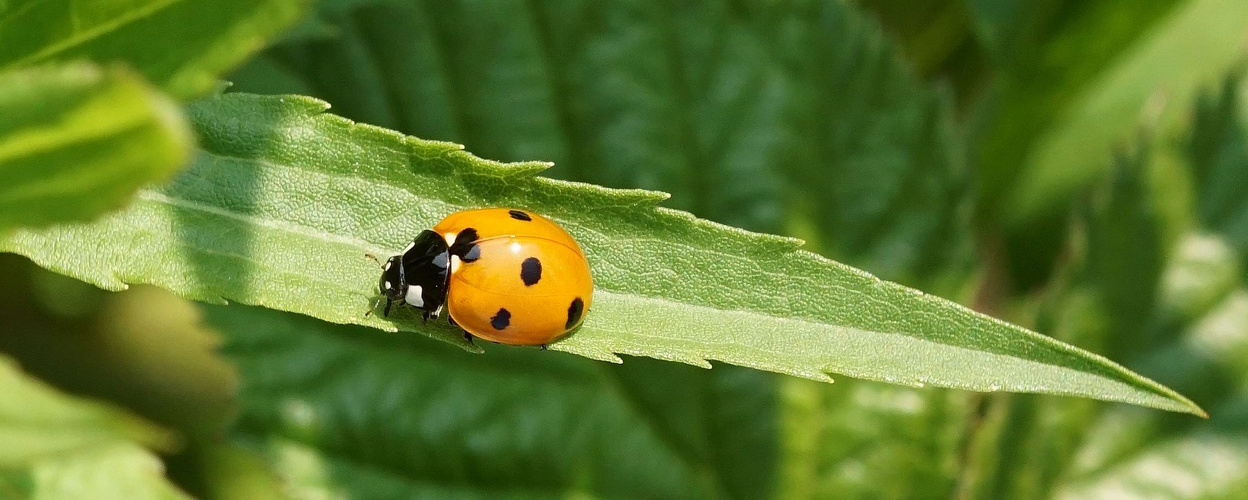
373;208;593;346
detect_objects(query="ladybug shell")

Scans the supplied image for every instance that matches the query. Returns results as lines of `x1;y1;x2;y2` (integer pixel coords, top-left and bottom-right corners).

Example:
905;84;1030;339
433;209;592;345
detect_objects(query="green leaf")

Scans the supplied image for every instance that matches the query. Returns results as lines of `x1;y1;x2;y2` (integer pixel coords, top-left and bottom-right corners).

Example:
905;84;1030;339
975;249;1248;499
0;0;312;99
0;356;186;498
0;443;191;500
1055;398;1248;500
956;289;1111;500
243;4;974;496
0;63;192;232
0;92;1204;415
1156;233;1242;330
281;4;790;497
1189;73;1248;264
184;441;291;500
1081;145;1166;356
235;1;971;287
1075;287;1248;478
1004;0;1248;228
0;355;177;466
0;278;240;438
966;0;1245;290
777;379;972;499
774;2;971;286
209;305;734;498
968;0;1182;213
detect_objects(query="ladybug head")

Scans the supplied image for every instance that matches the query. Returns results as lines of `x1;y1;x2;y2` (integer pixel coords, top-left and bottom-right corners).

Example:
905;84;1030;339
378;256;406;302
376;230;451;318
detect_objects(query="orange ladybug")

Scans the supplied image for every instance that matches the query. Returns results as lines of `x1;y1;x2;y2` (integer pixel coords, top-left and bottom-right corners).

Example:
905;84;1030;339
375;208;593;346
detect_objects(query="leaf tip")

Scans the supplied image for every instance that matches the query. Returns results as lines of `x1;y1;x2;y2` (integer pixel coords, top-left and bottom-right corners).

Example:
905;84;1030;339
1170;395;1208;418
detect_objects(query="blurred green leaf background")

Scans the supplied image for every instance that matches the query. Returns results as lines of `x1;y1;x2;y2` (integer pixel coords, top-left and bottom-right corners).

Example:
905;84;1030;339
3;0;1248;498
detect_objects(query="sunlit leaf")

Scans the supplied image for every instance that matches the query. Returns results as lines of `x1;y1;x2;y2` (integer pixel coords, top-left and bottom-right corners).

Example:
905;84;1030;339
0;443;190;500
0;63;191;232
0;92;1204;415
0;356;176;466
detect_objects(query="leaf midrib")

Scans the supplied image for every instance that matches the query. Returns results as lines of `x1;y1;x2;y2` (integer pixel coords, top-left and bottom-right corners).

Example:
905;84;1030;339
139;188;385;255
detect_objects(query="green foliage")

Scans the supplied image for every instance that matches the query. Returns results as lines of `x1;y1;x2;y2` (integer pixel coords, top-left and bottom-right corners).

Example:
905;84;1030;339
1;92;1202;415
230;5;978;497
4;0;1248;498
0;356;175;466
968;0;1248;288
0;63;192;231
1;444;192;500
1189;75;1248;262
0;356;185;499
1082;147;1166;356
238;1;970;286
206;304;770;498
1006;0;1248;227
0;0;311;99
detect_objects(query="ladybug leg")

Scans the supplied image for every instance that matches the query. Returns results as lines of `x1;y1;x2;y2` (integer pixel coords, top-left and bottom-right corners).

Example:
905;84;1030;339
447;316;472;344
364;297;379;317
382;298;393;317
365;253;383;268
421;310;430;324
540;344;548;351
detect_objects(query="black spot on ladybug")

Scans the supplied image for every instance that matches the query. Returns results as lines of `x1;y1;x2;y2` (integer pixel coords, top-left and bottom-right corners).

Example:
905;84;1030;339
566;297;584;329
461;244;481;262
508;210;532;221
457;227;479;244
450;228;480;261
490;308;511;330
520;257;542;286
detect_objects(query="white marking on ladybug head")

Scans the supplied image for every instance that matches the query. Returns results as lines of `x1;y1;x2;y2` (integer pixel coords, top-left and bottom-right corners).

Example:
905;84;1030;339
404;285;424;307
382;260;392;271
403;240;416;252
383;280;393;290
